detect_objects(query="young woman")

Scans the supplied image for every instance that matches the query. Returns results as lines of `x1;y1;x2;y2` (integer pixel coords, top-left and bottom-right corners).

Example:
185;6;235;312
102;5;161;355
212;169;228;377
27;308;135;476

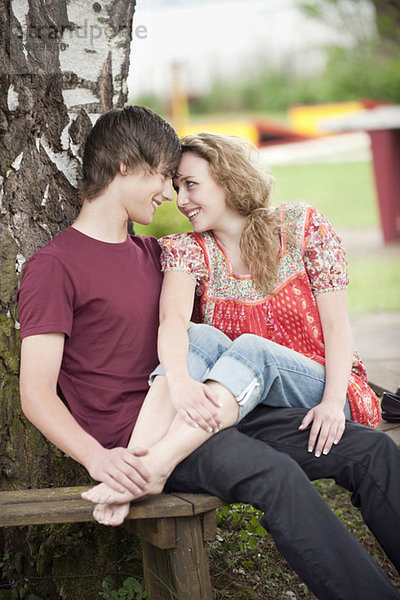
154;132;380;444
84;132;381;525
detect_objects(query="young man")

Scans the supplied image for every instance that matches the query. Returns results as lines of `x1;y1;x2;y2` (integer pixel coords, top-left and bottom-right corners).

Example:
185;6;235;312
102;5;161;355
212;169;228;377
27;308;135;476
18;106;400;600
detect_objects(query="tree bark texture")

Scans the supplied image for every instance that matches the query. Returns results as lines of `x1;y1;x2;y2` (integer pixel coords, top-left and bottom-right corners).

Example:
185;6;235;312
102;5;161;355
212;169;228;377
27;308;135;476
0;1;141;597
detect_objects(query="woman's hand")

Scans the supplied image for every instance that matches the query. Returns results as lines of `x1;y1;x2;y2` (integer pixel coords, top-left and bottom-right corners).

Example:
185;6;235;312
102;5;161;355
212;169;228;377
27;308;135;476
299;399;346;457
302;290;353;457
168;375;223;432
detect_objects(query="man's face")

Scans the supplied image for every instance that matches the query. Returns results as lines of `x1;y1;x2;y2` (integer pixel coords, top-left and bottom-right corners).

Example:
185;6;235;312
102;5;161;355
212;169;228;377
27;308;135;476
121;166;174;225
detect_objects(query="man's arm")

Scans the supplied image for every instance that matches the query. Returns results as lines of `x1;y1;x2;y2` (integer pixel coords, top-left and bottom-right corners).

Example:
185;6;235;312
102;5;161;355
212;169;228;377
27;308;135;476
20;333;151;495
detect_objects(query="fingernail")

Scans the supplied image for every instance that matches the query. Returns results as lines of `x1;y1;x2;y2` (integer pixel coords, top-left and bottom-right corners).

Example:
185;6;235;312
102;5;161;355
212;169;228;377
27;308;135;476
298;425;304;430
333;440;339;445
308;446;313;453
315;451;321;458
208;427;213;433
323;448;329;455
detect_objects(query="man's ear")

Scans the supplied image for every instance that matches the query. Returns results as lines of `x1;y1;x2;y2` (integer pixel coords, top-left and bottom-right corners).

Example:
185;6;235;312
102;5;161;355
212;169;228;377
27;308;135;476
119;163;129;175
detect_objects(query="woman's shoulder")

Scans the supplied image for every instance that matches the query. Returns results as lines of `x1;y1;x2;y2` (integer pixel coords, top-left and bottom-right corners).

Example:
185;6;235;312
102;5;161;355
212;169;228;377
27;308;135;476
158;231;214;250
278;201;315;245
158;231;197;248
279;201;313;223
157;232;209;281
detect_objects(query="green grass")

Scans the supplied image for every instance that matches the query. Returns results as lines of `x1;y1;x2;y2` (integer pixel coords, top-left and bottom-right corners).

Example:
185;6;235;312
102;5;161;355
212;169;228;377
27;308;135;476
348;257;400;315
271;161;379;228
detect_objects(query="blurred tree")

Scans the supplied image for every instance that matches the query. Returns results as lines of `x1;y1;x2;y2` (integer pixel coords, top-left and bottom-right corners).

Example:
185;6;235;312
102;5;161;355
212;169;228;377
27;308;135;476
299;0;400;49
372;0;400;44
298;0;400;103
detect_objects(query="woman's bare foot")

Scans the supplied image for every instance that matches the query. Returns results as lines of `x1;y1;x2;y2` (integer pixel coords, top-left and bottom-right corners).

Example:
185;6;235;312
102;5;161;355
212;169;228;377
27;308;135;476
82;453;169;505
82;482;133;504
93;501;131;526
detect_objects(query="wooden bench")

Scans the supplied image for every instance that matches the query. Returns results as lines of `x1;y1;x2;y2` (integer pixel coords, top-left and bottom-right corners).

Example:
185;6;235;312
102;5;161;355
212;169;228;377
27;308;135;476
0;486;226;600
1;412;398;600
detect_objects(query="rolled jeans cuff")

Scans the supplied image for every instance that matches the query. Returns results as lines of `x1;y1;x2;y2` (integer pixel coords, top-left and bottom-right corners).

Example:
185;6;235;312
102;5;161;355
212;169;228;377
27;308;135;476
206;355;262;422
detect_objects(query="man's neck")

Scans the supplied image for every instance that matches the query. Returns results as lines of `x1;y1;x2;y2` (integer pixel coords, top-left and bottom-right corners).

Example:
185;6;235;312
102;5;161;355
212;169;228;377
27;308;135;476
73;196;128;243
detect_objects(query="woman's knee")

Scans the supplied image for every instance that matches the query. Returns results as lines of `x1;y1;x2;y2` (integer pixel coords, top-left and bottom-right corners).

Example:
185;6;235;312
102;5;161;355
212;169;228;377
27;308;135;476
229;333;278;367
232;333;277;353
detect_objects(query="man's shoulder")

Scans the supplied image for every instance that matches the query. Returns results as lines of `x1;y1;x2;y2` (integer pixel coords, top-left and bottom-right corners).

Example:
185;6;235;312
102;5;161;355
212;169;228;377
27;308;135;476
129;234;161;257
25;228;72;268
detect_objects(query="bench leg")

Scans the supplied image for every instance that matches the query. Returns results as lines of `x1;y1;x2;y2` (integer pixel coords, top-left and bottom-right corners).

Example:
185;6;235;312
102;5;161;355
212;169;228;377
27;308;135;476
141;540;174;600
141;515;213;600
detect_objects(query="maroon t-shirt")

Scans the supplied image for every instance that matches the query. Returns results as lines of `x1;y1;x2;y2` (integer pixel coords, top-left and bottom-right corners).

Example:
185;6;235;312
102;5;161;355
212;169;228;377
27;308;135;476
17;227;162;448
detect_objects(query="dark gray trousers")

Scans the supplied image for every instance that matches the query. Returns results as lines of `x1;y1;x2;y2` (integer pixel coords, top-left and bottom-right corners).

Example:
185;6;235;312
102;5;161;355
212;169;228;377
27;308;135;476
166;405;400;600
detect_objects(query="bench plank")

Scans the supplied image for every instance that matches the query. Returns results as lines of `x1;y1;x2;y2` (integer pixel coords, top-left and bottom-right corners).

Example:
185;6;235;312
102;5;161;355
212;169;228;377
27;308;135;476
171;492;227;514
0;489;225;527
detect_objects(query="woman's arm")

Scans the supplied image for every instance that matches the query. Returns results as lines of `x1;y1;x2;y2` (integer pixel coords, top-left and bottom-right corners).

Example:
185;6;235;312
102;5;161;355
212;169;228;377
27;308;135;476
20;333;151;494
158;270;222;432
299;290;354;456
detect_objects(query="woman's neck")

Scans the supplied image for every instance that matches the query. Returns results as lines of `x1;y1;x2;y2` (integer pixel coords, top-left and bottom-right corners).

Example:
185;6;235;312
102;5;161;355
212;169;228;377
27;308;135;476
212;213;249;274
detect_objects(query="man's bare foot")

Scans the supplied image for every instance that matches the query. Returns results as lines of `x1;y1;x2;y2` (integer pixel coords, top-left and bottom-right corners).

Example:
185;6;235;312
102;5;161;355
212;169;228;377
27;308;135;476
93;501;131;526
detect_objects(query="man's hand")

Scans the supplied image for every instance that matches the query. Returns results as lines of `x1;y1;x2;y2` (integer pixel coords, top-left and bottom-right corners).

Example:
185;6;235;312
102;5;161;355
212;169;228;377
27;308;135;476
299;400;346;457
168;375;223;433
86;446;151;495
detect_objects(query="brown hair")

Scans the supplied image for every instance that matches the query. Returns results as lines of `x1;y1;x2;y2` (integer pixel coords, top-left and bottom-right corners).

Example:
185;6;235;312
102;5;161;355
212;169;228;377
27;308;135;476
81;105;181;200
181;133;282;294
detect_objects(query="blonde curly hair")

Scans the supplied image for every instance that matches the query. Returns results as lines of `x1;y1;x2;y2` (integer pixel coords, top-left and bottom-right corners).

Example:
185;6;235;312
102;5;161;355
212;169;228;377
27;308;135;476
181;132;281;294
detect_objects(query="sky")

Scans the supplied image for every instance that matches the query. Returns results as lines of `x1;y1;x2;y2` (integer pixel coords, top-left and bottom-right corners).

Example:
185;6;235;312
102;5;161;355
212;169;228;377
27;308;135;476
127;0;374;101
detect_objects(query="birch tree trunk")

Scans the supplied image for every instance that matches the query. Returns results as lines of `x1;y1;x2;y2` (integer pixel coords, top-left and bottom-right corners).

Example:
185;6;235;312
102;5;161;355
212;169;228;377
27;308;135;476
0;1;141;597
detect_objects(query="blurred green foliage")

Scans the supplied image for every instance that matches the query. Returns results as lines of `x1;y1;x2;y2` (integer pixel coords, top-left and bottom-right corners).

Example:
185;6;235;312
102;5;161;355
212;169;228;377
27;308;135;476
134;1;400;115
134;198;190;238
186;36;400;115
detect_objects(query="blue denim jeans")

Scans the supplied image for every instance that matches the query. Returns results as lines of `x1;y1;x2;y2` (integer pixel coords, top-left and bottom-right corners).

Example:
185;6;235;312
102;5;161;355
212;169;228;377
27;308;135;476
149;323;352;422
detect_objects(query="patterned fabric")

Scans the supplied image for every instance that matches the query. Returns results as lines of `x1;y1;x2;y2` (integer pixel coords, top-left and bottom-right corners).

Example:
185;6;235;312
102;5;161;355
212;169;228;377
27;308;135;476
159;202;381;428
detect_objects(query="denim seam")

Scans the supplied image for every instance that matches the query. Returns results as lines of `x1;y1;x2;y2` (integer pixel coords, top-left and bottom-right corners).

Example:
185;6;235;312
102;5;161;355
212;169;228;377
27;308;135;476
228;352;326;386
188;350;211;376
189;345;223;370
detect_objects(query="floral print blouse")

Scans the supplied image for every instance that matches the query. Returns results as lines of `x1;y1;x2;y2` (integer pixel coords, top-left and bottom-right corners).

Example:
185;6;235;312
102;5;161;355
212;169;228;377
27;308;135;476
159;202;380;428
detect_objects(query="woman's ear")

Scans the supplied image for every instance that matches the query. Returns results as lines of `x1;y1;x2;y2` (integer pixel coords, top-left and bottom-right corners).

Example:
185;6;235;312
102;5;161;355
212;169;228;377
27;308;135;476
119;163;129;175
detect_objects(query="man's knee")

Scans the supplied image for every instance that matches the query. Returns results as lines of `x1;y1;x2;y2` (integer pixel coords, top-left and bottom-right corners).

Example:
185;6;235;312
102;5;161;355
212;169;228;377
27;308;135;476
171;428;309;499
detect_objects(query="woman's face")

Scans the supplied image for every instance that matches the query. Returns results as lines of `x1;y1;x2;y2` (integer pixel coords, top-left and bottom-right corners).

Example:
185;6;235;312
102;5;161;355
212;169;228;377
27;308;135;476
173;152;229;233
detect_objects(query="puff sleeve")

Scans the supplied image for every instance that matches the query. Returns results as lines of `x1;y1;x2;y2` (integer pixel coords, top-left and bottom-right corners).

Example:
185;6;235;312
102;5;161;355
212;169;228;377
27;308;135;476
303;207;349;295
158;233;209;292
